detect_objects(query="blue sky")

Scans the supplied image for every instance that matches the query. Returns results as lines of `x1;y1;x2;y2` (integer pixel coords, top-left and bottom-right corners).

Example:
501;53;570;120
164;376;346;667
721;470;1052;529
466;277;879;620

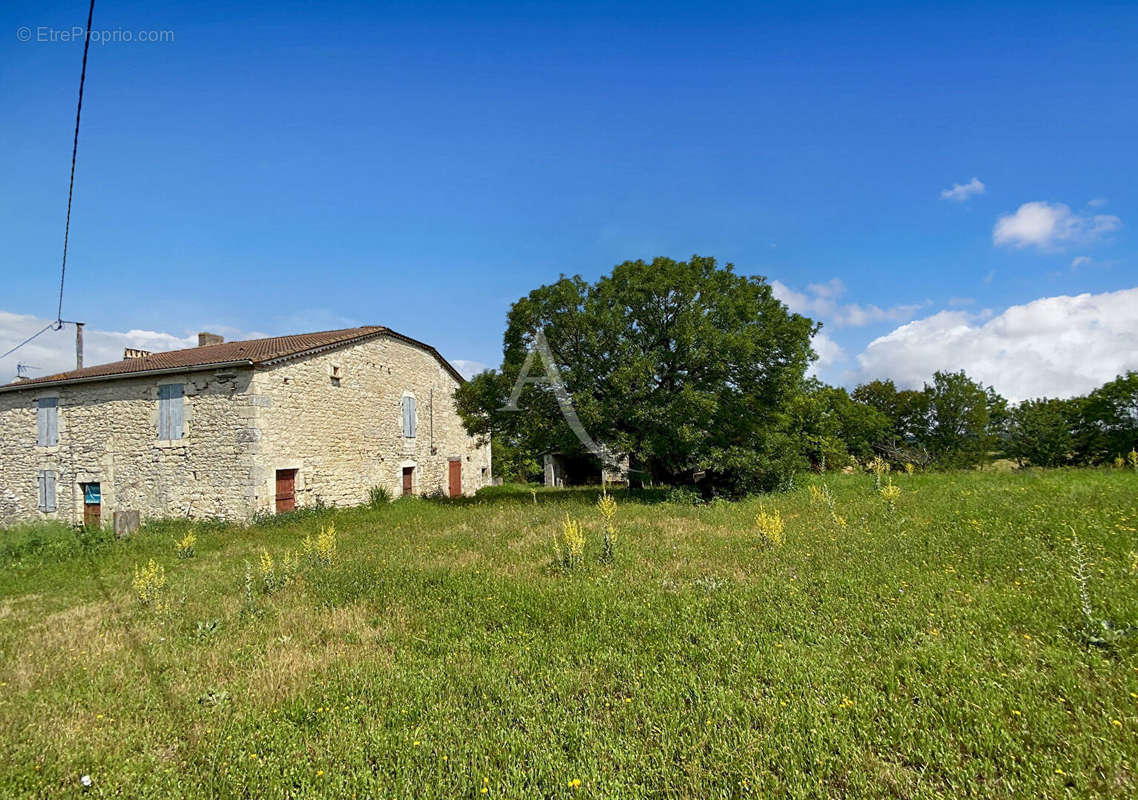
2;1;1136;399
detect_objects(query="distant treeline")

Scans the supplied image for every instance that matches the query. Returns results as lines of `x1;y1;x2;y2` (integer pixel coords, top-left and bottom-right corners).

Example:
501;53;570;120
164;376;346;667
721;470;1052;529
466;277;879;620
789;370;1138;471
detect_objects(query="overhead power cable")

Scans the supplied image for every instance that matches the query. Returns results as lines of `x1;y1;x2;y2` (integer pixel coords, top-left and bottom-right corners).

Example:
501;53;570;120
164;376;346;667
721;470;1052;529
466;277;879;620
0;323;57;362
56;0;97;324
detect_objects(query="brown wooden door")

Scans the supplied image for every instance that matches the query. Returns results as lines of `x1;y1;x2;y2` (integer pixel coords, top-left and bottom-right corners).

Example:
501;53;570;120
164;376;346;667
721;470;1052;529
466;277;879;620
275;469;297;513
82;483;101;528
448;460;462;497
402;466;414;496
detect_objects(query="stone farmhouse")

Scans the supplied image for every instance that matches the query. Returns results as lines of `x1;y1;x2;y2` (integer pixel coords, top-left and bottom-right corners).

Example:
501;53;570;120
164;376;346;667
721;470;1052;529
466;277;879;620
0;327;491;527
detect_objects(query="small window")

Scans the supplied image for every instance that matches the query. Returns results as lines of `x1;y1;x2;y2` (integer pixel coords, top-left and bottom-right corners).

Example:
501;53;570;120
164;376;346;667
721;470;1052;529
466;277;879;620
37;470;57;512
158;384;185;440
37;398;58;447
401;395;416;438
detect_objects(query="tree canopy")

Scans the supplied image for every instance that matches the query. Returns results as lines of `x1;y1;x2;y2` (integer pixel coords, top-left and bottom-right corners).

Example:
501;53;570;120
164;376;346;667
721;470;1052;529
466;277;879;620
457;255;818;494
458;255;1138;488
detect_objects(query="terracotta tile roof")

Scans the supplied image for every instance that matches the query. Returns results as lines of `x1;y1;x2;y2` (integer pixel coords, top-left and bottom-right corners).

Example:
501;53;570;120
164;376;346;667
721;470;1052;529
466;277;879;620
1;326;465;391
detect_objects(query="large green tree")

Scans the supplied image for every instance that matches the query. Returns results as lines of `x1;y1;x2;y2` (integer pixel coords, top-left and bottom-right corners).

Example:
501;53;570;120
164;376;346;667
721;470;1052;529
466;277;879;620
1073;371;1138;462
1006;397;1077;467
456;256;818;494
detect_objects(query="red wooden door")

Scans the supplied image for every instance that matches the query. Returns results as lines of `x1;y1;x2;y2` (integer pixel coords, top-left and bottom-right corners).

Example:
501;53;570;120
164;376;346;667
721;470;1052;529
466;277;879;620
448;460;462;497
402;466;414;496
275;469;297;513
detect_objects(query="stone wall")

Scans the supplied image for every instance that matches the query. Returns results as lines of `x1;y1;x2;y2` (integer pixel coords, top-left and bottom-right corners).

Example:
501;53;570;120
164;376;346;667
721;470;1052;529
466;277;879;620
0;369;258;526
247;335;491;512
0;332;491;526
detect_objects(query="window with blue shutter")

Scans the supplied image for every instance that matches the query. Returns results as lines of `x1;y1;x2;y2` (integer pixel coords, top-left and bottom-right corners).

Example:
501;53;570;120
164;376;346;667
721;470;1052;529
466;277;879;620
158;384;185;440
37;398;58;447
37;470;57;512
402;395;416;438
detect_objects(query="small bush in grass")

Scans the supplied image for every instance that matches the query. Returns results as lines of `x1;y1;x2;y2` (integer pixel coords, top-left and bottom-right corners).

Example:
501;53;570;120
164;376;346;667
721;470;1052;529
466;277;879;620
258;549;298;594
868;456;890;490
174;531;196;559
302;522;337;567
755;507;785;546
554;513;585;569
368;486;392;507
1071;533;1136;649
132;559;167;610
879;479;901;511
597;490;617;564
665;486;701;505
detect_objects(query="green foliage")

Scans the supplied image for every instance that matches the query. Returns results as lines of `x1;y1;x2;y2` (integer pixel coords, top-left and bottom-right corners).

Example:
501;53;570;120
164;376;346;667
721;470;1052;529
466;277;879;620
1007;397;1076;467
1074;371;1138;463
664;485;702;505
920;370;1006;467
457;255;818;496
1;471;1137;797
367;485;392;507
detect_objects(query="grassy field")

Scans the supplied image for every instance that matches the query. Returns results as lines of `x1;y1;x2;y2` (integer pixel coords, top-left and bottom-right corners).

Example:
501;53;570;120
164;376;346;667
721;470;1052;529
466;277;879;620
1;469;1136;799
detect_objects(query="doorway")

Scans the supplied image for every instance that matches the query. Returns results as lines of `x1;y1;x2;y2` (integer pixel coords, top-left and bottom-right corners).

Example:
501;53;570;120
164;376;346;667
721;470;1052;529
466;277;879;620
448;459;462;497
81;482;101;528
275;469;297;513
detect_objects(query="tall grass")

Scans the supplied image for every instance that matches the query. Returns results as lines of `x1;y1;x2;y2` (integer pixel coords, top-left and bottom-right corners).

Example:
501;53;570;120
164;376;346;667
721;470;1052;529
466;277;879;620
0;469;1136;798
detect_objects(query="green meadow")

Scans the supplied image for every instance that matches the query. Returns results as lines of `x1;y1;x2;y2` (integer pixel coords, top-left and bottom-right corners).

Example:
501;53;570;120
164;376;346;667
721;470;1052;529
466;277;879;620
1;469;1136;799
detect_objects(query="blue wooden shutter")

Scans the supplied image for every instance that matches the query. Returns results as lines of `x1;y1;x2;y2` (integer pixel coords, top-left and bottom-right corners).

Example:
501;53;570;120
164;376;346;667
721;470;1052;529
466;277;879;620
37;471;56;512
402;395;416;438
37;398;58;446
158;384;185;439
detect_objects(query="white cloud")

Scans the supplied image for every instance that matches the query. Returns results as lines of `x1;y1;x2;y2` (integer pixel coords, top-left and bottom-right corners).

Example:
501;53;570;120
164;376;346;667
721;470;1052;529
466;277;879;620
940;177;986;202
0;311;264;384
771;279;925;327
993;201;1121;249
807;331;846;380
450;359;490;379
850;287;1138;403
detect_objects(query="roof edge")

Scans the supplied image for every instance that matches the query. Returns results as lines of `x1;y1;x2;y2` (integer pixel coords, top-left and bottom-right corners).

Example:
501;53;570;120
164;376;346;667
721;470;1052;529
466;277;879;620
0;360;254;394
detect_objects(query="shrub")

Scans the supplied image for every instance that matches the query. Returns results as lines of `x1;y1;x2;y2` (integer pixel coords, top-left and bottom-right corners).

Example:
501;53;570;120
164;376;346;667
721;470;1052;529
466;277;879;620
665;486;701;506
755;508;785;546
258;549;298;594
303;522;337;567
174;531;196;559
554;513;585;569
132;559;167;609
596;491;617;564
879;479;901;510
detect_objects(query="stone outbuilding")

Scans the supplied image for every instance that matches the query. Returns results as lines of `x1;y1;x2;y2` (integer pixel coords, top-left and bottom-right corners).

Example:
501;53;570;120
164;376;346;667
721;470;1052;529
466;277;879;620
0;327;491;527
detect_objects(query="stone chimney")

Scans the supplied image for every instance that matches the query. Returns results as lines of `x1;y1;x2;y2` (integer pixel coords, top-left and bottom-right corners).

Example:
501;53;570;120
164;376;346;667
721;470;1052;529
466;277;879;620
123;348;153;360
198;332;225;347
